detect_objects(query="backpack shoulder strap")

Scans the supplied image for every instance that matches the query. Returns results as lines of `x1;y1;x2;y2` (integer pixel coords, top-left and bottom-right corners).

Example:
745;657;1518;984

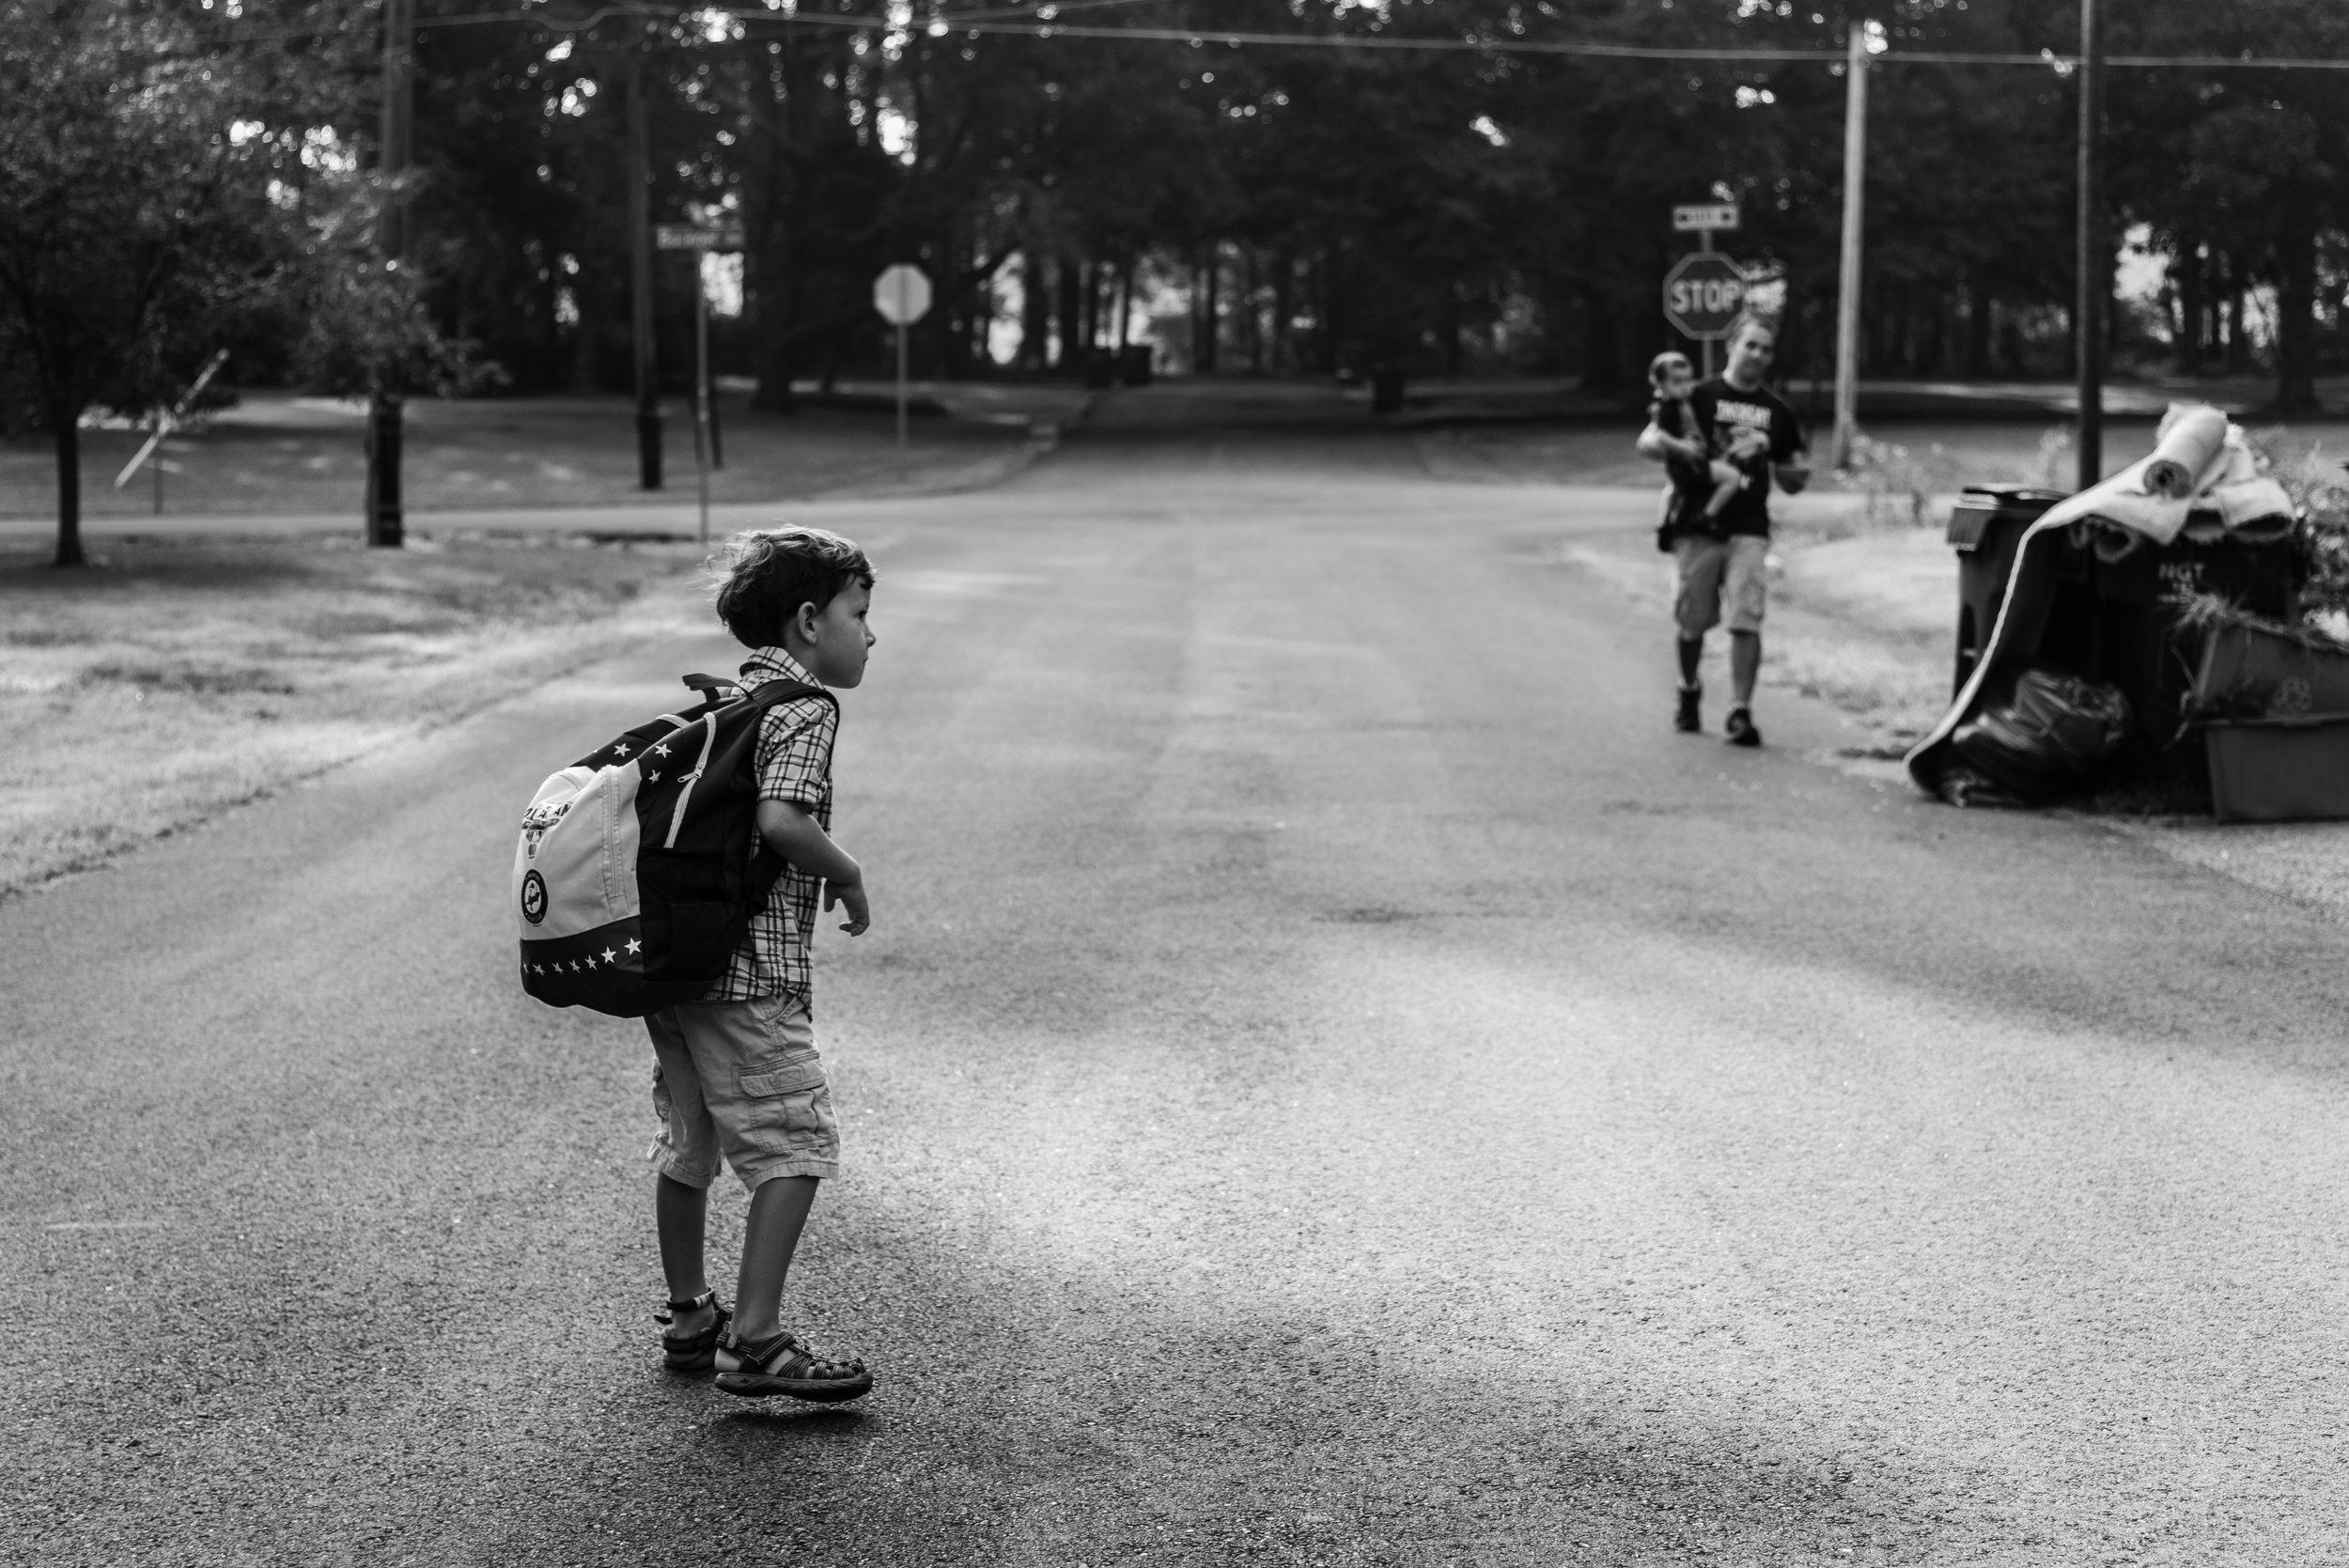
741;678;838;715
681;672;839;716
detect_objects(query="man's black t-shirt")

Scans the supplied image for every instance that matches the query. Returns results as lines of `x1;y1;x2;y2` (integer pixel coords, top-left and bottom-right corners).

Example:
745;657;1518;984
1688;377;1806;538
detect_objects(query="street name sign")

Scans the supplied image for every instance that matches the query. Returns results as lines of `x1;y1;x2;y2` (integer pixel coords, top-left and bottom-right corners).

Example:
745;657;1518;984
1672;203;1740;233
1662;252;1750;339
655;223;746;252
873;264;932;326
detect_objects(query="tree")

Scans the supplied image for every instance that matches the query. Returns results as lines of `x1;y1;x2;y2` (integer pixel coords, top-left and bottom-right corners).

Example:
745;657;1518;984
0;1;291;566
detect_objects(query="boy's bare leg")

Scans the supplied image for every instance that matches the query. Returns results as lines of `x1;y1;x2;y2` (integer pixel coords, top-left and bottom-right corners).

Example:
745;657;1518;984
1730;630;1761;707
656;1173;718;1334
1677;633;1703;687
735;1174;820;1343
1705;474;1742;520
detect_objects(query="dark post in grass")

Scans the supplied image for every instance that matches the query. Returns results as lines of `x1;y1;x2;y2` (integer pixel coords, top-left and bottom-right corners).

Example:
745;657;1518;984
366;0;413;549
2074;0;2104;491
629;53;663;491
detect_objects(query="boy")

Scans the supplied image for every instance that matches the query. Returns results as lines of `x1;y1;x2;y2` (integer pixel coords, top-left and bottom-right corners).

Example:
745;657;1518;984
646;525;878;1403
1645;350;1747;547
1637;319;1809;745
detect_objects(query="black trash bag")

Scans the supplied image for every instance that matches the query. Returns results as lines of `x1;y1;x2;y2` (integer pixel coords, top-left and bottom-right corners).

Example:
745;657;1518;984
1947;669;2132;800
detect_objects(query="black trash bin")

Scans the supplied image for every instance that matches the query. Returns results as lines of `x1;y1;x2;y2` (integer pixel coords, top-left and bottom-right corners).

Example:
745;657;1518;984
1948;483;2303;787
2092;516;2300;773
1947;487;2069;694
1369;367;1407;415
1118;344;1154;386
1082;349;1117;390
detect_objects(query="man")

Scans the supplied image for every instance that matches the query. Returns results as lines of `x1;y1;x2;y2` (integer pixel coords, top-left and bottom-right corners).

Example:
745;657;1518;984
1636;317;1810;747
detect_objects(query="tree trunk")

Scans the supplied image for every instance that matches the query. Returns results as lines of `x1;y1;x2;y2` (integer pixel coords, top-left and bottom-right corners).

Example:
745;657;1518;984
1199;248;1218;372
1964;284;1992;377
1579;286;1623;394
1055;255;1080;370
2175;241;2201;375
571;285;599;391
2223;252;2248;372
746;26;806;415
2274;218;2321;413
1019;250;1050;370
1189;249;1206;371
1919;290;1946;376
1271;251;1294;373
52;413;84;568
1244;246;1263;375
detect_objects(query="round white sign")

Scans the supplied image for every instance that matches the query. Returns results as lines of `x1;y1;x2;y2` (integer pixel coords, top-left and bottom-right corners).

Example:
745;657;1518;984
873;264;932;326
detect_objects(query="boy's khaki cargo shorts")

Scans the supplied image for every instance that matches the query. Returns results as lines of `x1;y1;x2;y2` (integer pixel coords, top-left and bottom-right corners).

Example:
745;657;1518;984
644;993;840;1189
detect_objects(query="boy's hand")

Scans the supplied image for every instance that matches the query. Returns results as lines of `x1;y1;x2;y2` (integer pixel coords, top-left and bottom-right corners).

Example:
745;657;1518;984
825;877;870;937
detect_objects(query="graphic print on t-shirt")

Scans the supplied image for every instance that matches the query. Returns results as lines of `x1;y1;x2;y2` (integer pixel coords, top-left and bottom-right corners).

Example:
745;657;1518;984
1688;379;1805;538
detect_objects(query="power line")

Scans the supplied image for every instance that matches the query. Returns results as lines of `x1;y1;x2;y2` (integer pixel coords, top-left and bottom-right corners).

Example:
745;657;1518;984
192;2;2349;70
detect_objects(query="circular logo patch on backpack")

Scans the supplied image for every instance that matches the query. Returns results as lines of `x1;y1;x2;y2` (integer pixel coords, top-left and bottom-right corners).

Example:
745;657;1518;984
521;870;549;925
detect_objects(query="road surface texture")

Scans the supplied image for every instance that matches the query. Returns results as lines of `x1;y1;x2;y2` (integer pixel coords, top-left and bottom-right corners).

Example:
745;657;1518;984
8;384;2348;1566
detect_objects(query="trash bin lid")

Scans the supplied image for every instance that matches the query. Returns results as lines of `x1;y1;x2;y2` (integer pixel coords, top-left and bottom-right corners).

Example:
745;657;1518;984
1959;486;2070;505
1948;486;2070;551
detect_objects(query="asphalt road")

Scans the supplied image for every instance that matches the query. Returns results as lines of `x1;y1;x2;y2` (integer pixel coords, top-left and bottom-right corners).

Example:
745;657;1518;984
8;393;2349;1566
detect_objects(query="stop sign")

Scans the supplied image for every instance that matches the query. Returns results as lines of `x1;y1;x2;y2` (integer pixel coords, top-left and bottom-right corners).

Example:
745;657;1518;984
1661;252;1749;340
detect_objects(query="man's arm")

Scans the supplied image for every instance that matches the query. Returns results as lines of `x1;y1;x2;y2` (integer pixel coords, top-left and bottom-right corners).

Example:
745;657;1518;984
1771;404;1812;494
757;800;869;934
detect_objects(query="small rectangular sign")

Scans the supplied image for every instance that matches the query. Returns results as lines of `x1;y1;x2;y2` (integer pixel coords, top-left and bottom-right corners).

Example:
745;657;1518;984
1672;203;1740;233
655;224;746;252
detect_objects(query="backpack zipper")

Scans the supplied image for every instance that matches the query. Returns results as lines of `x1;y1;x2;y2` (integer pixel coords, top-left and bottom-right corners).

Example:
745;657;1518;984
662;713;722;848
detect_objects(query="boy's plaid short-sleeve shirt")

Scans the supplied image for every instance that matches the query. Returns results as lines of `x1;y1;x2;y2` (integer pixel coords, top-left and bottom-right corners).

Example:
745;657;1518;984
702;647;835;1006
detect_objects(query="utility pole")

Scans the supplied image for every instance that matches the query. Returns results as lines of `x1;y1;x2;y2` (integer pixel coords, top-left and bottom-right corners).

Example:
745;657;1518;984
365;0;412;548
1830;23;1867;471
2075;0;2106;490
628;53;662;490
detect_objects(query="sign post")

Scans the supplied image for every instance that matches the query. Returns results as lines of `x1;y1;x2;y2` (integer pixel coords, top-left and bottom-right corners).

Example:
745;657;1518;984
656;221;746;546
1670;203;1741;378
872;264;933;459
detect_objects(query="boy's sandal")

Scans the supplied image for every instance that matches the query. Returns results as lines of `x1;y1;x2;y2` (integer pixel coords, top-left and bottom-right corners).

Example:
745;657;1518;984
652;1289;733;1372
713;1328;873;1404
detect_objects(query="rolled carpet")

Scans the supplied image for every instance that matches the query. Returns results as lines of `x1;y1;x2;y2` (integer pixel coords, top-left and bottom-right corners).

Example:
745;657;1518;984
2141;403;2230;499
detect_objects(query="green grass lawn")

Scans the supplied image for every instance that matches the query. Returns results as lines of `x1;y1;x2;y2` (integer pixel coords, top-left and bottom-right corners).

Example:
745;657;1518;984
0;389;1037;521
0;531;705;898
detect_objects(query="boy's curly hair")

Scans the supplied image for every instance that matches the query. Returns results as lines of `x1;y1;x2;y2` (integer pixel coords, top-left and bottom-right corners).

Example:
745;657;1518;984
1647;350;1692;392
710;527;875;649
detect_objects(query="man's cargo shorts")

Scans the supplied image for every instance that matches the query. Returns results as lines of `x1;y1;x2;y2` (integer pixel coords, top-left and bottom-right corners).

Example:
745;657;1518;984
644;993;840;1189
1674;533;1770;638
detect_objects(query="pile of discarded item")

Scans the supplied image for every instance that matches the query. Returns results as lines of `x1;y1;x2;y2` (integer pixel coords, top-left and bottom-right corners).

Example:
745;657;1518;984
1903;402;2349;820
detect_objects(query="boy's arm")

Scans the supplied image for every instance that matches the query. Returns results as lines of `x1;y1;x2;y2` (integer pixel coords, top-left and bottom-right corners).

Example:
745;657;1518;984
1637;421;1703;463
756;800;869;935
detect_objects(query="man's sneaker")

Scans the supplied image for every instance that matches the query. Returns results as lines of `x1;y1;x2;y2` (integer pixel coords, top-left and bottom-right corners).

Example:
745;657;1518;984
1724;706;1763;748
1674;683;1702;734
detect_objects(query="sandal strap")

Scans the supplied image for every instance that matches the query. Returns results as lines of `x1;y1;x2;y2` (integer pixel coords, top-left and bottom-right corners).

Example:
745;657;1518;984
652;1288;723;1327
733;1329;864;1379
